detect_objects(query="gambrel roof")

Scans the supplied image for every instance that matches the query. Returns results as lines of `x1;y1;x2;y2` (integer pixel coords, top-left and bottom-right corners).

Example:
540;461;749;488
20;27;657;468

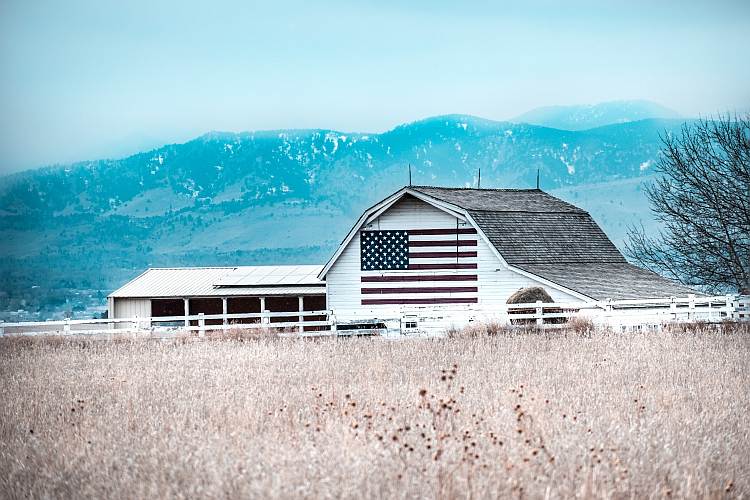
410;186;697;300
519;263;697;302
413;187;625;265
412;186;583;213
319;185;698;301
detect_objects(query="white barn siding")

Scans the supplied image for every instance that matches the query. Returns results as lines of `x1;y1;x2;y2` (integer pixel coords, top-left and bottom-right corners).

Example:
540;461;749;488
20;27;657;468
326;195;582;324
476;242;581;307
113;298;151;321
328;196;463;320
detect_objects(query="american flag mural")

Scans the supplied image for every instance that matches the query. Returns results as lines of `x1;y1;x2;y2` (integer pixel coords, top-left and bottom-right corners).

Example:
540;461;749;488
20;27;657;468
360;227;478;305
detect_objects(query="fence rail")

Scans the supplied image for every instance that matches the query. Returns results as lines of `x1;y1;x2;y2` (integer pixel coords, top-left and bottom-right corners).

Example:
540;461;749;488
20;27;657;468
1;295;748;338
500;294;749;326
0;310;336;338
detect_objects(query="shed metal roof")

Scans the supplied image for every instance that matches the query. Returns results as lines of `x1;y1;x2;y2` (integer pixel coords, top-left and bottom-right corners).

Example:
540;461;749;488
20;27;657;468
109;266;325;298
215;265;323;286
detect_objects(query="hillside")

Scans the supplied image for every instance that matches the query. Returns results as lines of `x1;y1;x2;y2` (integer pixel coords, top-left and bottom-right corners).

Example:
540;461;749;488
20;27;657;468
0;116;685;320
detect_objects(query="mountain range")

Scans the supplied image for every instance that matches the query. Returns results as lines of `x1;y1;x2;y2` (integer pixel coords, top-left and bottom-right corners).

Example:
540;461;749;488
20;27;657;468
0;100;686;320
514;100;681;130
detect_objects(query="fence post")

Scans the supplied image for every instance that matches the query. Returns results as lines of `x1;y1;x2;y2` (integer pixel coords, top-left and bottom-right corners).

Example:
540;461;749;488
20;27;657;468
330;312;337;336
670;297;677;321
184;298;190;329
726;294;734;320
298;296;304;334
222;297;228;330
535;300;543;326
64;318;71;335
688;294;695;320
0;321;4;337
741;295;750;320
198;313;205;337
600;299;611;328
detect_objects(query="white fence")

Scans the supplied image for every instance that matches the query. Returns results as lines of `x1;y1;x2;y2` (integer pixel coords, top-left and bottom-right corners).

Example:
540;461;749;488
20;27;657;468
1;295;748;339
0;310;335;338
501;294;749;327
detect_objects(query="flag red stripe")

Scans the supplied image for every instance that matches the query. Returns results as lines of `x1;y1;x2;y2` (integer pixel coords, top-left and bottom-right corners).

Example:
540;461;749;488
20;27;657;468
407;228;477;235
408;263;477;270
409;251;477;259
361;275;478;282
409;240;477;247
362;298;479;305
361;286;478;294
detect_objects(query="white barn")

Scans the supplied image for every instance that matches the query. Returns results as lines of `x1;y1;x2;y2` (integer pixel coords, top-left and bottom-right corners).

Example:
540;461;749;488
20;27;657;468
318;186;694;330
109;186;695;332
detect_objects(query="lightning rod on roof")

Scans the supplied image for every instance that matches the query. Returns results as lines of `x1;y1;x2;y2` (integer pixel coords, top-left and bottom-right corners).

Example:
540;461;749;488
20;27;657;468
478;168;481;189
408;163;412;186
536;169;540;189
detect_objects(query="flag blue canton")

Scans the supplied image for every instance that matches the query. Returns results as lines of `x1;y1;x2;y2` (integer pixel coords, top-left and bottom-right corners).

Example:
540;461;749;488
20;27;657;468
360;230;409;271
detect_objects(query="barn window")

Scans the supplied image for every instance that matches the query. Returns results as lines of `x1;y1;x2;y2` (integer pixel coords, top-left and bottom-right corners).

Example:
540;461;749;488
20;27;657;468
402;315;419;332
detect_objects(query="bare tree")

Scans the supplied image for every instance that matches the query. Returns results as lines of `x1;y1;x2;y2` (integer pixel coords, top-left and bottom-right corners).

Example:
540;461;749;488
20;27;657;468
625;114;750;294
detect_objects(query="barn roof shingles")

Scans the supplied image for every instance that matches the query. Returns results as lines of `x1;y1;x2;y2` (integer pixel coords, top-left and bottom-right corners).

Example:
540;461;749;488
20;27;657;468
411;186;698;300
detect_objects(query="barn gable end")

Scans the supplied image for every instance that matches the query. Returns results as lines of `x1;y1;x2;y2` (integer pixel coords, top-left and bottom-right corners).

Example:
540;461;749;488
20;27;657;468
325;193;582;322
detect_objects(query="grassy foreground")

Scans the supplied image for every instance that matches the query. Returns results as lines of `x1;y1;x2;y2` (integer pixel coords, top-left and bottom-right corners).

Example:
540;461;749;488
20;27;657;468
1;328;748;499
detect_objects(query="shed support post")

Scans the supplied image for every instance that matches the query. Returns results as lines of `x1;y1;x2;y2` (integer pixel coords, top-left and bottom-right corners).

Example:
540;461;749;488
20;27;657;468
298;296;304;334
535;300;543;326
184;298;190;329
222;297;228;329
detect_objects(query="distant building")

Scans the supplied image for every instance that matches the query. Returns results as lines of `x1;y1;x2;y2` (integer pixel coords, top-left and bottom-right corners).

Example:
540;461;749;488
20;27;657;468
109;186;695;330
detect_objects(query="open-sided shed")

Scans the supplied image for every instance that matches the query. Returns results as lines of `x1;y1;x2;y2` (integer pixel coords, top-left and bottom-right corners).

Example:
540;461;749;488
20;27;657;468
108;265;326;324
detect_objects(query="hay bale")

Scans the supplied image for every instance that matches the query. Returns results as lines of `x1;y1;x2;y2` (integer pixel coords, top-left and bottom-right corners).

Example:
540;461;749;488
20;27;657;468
506;287;562;325
506;287;554;305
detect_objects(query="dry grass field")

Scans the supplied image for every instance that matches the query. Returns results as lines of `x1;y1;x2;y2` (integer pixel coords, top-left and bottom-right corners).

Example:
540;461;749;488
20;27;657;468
1;326;749;499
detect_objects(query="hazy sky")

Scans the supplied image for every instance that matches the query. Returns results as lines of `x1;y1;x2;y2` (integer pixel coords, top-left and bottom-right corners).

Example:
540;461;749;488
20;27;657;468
1;0;749;173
